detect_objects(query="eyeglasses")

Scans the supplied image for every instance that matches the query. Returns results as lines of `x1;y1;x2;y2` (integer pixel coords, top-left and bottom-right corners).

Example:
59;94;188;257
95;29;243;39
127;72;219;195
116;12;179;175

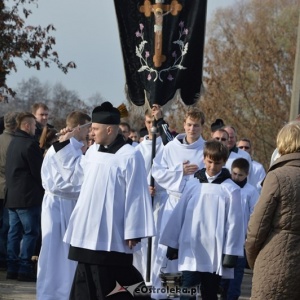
238;146;250;150
215;137;227;142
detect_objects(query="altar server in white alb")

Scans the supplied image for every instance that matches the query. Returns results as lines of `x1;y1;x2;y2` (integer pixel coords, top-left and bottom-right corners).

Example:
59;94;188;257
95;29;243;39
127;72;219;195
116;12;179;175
220;158;259;300
133;105;170;281
151;108;206;299
37;111;91;300
51;102;155;300
160;140;244;300
237;138;266;193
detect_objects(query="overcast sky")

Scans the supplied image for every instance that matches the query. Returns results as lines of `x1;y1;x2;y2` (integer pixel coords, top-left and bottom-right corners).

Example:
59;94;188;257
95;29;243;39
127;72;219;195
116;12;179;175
6;0;236;106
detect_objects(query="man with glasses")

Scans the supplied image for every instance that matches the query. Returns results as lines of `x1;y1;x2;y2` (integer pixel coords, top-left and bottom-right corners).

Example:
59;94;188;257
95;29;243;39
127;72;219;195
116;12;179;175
211;128;240;171
237;138;266;193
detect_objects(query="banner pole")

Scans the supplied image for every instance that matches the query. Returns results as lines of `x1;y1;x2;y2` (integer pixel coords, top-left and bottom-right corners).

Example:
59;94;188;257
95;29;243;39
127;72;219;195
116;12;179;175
146;119;158;283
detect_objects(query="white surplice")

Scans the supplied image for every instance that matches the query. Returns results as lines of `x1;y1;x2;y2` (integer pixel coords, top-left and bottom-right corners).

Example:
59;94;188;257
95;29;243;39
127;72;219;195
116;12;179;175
240;182;259;237
226;149;252;175
248;160;266;193
37;138;84;300
133;136;168;282
150;133;205;299
52;139;155;253
225;151;240;171
237;148;252;164
160;178;245;279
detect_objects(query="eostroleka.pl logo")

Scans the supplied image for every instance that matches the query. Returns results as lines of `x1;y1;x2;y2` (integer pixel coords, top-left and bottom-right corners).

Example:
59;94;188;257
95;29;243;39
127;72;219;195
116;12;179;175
106;281;144;297
106;281;199;297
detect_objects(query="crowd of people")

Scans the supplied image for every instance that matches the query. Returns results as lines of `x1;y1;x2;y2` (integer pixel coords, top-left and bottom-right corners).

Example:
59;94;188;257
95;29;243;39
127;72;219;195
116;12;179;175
0;101;299;300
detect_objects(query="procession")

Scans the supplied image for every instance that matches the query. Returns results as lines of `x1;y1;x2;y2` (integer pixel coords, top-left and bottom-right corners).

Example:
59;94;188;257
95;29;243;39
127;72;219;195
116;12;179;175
1;0;300;300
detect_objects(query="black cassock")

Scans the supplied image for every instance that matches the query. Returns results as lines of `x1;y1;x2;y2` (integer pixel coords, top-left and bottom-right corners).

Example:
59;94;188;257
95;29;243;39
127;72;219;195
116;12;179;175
69;248;150;300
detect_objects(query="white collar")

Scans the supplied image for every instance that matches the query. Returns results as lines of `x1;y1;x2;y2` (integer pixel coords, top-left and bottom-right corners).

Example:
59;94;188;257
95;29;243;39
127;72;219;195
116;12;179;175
205;170;222;183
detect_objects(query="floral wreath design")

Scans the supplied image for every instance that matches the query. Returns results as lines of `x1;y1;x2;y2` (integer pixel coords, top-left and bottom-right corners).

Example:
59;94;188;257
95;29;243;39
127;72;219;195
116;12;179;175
135;21;189;82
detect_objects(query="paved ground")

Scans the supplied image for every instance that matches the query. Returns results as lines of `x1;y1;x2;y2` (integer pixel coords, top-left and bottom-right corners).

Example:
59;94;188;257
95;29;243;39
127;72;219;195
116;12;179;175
0;269;252;300
0;270;36;300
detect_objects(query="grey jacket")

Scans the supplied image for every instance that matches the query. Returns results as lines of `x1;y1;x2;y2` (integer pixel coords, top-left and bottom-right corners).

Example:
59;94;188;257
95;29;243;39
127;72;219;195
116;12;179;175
0;130;15;199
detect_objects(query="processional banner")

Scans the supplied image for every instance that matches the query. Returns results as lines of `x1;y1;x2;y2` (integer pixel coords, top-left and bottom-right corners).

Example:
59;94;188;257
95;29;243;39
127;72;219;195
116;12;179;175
114;0;207;106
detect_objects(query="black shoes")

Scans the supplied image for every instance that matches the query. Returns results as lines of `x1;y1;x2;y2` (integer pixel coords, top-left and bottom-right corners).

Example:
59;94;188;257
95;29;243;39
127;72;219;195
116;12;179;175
6;272;18;280
0;260;7;271
6;271;36;282
17;272;37;282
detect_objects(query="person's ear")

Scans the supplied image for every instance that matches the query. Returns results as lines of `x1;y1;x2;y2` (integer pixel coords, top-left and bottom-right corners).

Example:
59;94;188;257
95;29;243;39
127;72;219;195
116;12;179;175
107;125;112;135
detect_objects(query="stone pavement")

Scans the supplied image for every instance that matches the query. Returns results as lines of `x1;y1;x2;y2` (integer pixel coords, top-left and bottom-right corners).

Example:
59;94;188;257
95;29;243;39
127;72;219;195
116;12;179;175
0;269;253;300
0;270;36;300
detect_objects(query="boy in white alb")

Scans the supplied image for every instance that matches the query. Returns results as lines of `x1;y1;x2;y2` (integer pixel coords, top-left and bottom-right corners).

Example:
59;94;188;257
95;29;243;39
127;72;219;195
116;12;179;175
37;111;91;300
160;140;244;300
134;105;170;281
220;158;259;300
237;138;266;193
151;108;206;299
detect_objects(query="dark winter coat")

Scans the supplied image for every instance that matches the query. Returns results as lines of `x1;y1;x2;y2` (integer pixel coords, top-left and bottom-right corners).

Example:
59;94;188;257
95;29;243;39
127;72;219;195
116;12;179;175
5;129;44;208
0;130;15;199
245;152;300;300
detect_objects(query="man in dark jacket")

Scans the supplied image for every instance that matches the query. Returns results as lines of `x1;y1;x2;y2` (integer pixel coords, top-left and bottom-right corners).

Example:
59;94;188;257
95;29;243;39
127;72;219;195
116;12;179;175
5;112;44;282
31;102;54;142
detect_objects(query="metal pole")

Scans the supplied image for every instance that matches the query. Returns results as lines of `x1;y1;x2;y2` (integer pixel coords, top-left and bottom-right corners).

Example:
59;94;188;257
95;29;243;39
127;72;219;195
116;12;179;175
146;120;157;283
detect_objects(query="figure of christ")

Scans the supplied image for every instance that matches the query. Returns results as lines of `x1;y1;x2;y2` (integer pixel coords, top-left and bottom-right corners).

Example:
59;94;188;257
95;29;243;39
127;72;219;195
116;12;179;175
139;0;182;68
153;7;171;67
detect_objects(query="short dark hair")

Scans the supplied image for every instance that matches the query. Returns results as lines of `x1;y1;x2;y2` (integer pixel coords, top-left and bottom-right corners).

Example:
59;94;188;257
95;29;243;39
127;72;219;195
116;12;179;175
16;112;36;128
231;158;250;174
119;122;131;131
66;111;91;128
238;138;251;148
212;128;229;138
31;103;49;114
204;140;228;162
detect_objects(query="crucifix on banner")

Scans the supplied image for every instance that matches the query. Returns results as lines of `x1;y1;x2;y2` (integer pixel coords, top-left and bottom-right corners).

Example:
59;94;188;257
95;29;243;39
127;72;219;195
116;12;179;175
139;0;182;67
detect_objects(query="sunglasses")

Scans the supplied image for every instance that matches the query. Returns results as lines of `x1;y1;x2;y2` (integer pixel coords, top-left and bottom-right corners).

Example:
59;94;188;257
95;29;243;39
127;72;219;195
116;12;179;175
215;137;227;142
238;146;250;150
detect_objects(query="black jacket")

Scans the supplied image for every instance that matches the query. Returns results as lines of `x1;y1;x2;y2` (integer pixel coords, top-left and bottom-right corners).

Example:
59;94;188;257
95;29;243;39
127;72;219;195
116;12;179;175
5;129;44;208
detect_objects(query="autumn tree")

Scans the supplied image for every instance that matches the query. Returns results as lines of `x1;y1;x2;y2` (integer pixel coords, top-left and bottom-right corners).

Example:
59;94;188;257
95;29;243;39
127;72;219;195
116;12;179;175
50;83;91;129
87;93;106;107
0;77;93;130
16;77;51;106
200;0;299;168
0;0;75;94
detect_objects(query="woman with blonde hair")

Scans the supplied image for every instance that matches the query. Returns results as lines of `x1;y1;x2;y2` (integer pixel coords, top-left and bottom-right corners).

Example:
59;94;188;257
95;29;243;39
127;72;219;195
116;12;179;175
246;121;300;300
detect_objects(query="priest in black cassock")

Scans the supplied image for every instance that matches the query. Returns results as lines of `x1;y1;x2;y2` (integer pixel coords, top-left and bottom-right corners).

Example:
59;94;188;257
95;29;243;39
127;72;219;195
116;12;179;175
51;102;155;300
